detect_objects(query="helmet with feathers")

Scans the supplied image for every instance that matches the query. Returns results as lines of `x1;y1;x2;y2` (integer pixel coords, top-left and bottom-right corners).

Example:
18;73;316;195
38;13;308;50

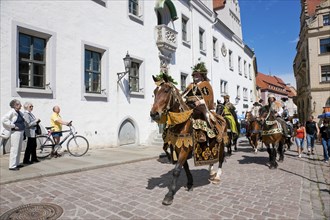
192;62;208;80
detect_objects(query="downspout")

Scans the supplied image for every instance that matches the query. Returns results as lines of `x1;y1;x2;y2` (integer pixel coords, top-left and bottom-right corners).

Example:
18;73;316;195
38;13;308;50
189;0;194;67
210;16;219;89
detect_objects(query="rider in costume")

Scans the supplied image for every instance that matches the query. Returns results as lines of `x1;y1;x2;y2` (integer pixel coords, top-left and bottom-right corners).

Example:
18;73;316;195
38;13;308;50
250;99;263;118
181;62;220;143
222;95;239;136
266;94;290;138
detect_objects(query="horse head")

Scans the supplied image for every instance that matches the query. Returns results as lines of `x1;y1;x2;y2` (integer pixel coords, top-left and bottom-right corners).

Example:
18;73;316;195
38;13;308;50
258;106;275;122
216;100;224;116
150;75;174;121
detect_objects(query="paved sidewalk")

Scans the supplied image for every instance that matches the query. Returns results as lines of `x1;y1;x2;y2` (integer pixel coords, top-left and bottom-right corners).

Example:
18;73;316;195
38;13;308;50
0;137;329;219
0;145;161;185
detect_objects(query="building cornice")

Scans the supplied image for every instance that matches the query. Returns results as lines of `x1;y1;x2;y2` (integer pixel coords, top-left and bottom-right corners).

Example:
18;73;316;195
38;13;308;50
191;0;215;22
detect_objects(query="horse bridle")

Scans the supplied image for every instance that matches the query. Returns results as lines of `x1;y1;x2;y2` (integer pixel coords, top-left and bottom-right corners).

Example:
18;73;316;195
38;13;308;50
157;82;189;115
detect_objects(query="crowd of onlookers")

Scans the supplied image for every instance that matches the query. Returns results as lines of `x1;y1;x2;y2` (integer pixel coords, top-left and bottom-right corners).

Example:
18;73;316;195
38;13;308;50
1;99;70;171
291;115;330;164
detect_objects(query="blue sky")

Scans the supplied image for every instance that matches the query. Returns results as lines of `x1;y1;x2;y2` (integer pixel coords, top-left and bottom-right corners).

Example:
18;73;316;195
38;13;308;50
239;0;301;87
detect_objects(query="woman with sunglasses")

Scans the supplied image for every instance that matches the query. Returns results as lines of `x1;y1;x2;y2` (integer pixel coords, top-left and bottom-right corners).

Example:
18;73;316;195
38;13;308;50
23;102;41;164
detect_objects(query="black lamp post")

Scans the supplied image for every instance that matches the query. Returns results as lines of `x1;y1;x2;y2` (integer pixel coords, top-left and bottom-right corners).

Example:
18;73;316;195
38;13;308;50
117;51;132;82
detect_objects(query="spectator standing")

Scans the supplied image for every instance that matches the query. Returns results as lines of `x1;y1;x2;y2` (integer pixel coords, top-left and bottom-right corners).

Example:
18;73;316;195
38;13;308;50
305;115;320;155
23;102;41;164
319;120;330;164
1;99;25;170
50;106;70;157
294;122;306;158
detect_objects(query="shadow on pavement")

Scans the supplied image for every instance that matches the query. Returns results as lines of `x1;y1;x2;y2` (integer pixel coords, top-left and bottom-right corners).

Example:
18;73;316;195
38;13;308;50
146;168;210;191
237;155;269;168
279;168;330;186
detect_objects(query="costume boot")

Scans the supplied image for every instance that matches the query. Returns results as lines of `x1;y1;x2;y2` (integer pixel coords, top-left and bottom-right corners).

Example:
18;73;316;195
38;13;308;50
196;130;207;142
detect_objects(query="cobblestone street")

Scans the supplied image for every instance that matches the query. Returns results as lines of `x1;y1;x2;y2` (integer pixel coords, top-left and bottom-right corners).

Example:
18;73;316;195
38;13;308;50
0;139;329;219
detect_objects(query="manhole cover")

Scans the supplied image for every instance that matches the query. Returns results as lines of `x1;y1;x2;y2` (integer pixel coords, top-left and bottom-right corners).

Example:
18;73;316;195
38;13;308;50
0;203;63;220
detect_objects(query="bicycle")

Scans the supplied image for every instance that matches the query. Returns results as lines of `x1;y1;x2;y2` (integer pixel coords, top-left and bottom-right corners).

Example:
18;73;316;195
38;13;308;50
36;121;89;158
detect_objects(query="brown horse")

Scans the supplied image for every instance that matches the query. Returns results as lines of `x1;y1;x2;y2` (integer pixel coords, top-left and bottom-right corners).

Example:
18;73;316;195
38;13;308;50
215;101;239;155
259;106;285;169
245;111;262;154
150;75;226;205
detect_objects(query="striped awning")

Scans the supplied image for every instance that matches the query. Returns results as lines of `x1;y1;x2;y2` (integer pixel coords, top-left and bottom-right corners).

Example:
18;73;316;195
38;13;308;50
155;0;178;21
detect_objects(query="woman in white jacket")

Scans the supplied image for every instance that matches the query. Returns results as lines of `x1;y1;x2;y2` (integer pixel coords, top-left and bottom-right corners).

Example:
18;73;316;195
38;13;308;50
1;99;25;170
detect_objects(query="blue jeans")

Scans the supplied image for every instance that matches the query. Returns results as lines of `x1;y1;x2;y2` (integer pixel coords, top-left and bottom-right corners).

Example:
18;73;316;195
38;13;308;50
295;137;304;149
321;138;330;161
306;134;316;150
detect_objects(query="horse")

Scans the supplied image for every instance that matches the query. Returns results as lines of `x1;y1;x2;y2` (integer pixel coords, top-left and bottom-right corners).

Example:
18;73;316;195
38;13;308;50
245;112;262;154
259;106;285;169
216;101;239;155
150;75;226;205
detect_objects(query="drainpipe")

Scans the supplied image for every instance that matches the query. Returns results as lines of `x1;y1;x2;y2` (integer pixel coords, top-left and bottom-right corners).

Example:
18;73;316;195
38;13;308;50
189;0;194;68
210;16;219;90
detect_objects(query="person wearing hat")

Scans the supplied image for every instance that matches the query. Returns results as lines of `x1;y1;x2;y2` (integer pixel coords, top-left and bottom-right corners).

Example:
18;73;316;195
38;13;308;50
181;62;215;142
222;95;239;135
250;100;263;118
266;94;290;138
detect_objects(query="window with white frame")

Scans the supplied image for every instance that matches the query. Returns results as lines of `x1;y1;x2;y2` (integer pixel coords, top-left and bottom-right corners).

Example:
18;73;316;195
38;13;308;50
244;60;247;77
248;63;252;79
129;0;139;16
236;85;240;99
213;37;218;59
250;90;253;102
320;38;330;54
180;73;187;91
84;49;102;93
321;65;330;82
243;88;248;101
182;15;190;43
19;33;46;89
229;50;233;70
199;27;206;52
129;59;144;93
220;80;228;95
238;56;241;75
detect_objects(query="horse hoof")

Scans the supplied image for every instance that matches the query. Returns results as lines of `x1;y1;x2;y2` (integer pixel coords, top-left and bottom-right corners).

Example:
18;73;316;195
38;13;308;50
185;185;193;191
279;159;284;163
210;177;221;185
209;172;216;180
162;196;173;206
269;164;277;169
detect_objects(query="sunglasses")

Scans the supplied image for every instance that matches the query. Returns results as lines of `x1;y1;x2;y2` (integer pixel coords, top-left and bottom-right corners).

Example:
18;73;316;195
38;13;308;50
29;106;34;108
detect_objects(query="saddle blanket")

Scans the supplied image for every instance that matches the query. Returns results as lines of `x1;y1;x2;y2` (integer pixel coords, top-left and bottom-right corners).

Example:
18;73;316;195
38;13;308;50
193;136;220;166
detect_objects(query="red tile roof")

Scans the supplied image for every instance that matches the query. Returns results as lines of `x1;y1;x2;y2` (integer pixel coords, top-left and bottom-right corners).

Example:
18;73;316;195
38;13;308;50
256;72;293;96
213;0;226;10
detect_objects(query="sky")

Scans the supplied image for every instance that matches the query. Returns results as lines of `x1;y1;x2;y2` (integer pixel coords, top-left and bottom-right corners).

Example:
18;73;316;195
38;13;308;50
239;0;301;87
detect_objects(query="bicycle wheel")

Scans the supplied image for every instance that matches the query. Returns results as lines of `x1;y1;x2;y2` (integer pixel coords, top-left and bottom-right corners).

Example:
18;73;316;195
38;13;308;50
67;135;89;157
36;135;54;158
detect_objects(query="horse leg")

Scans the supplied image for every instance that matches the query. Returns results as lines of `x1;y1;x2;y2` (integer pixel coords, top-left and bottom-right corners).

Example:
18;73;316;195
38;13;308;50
163;143;171;163
163;163;182;205
233;134;238;151
269;146;278;169
183;160;193;191
210;141;225;185
208;164;216;180
278;142;284;162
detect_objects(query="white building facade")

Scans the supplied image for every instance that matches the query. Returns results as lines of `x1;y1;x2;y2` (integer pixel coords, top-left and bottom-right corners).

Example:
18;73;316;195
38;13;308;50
0;0;256;148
